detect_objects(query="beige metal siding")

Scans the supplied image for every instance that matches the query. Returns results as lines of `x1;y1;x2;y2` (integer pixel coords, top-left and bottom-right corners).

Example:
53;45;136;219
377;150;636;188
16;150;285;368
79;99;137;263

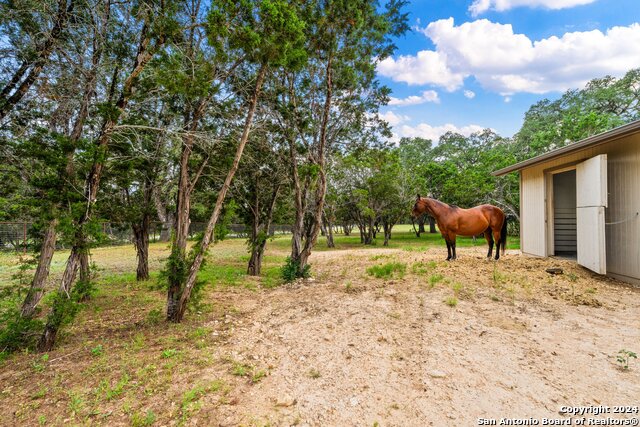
519;133;640;281
605;134;640;281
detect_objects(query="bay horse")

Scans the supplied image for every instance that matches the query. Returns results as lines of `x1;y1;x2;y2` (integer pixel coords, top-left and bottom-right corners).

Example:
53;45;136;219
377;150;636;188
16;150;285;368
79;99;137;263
411;195;507;261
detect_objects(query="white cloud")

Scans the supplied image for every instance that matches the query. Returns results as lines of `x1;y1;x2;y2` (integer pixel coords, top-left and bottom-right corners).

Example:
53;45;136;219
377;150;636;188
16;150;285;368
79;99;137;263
463;90;476;99
377;50;465;90
388;90;440;106
470;0;597;16
395;122;486;142
378;111;410;126
378;18;640;96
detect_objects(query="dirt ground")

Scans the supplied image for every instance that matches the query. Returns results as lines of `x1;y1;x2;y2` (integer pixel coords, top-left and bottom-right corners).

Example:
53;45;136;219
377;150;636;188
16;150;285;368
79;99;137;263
1;244;640;426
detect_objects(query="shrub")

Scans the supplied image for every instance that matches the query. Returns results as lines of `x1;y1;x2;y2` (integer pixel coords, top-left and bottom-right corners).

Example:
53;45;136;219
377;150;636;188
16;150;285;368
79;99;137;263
281;256;311;282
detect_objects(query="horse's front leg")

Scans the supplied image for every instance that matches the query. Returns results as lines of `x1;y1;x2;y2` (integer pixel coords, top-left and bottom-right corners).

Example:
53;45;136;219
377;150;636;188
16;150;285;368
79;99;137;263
451;237;457;260
445;239;452;261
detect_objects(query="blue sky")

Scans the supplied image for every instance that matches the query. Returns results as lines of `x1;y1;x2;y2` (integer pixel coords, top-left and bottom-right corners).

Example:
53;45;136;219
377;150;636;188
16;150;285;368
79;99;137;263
376;0;640;142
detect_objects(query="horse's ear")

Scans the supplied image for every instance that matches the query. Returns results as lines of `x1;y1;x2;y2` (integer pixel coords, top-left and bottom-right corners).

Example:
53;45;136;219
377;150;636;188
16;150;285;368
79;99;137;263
416;193;421;200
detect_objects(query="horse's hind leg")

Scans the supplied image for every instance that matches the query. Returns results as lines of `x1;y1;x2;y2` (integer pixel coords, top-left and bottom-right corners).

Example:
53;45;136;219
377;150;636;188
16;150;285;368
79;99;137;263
492;228;501;260
484;228;494;259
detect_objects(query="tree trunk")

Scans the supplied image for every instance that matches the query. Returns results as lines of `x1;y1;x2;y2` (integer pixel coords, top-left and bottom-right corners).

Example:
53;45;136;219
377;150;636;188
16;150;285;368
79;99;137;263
418;215;426;233
166;96;210;319
20;219;57;318
364;218;374;245
325;217;335;248
77;248;91;302
37;248;81;352
247;244;265;276
290;54;333;275
247;184;279;276
429;215;436;233
383;222;392;246
133;215;150;281
167;64;267;323
20;1;109;320
38;21;159;352
159;213;174;242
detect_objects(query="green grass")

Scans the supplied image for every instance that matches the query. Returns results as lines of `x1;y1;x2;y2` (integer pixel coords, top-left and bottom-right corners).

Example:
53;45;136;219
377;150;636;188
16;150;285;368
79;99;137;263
0;226;519;292
366;262;407;279
444;296;458;307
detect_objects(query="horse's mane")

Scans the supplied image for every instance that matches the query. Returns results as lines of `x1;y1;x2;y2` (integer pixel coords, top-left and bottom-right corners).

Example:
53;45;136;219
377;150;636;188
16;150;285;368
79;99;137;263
426;197;457;211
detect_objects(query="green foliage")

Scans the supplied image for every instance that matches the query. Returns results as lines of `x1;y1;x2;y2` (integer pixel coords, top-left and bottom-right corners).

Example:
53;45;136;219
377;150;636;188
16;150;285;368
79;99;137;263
428;273;444;286
281;256;311;282
366;262;406;279
215;200;238;243
161;349;178;359
91;345;104;357
251;369;267;383
96;372;130;401
131;410;156;427
444;296;458;307
31;353;49;372
0;310;43;352
146;309;163;325
616;349;638;370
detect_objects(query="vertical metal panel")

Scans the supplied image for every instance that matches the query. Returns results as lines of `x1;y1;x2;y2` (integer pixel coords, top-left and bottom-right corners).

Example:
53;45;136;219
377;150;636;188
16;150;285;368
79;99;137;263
576;154;608;208
604;134;640;281
577;206;606;274
576;155;607;274
520;168;546;256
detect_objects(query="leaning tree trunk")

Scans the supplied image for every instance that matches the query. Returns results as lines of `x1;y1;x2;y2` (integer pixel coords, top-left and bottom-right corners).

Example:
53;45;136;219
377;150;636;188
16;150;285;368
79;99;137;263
167;64;267;323
19;1;109;320
38;20;160;352
20;219;57;318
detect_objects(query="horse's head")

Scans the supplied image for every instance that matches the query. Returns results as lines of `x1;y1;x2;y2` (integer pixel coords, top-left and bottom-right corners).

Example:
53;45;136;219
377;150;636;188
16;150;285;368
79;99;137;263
411;194;426;217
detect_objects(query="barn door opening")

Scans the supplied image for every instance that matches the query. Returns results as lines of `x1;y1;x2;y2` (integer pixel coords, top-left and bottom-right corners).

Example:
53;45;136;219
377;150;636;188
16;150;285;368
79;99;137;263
553;170;577;257
576;154;608;274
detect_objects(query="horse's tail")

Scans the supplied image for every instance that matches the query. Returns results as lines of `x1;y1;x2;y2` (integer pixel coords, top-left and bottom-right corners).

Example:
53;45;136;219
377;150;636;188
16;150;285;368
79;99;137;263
499;214;508;255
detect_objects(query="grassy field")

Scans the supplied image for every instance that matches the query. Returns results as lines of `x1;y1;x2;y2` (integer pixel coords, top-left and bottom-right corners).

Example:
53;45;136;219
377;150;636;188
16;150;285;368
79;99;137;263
0;224;520;289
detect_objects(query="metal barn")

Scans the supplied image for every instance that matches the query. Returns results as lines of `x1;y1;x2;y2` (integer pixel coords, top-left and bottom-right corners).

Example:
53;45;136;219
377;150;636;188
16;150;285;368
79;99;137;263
493;120;640;285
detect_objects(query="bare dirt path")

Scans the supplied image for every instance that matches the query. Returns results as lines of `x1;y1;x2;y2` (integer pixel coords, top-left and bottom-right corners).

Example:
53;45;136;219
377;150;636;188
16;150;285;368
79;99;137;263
206;247;640;426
